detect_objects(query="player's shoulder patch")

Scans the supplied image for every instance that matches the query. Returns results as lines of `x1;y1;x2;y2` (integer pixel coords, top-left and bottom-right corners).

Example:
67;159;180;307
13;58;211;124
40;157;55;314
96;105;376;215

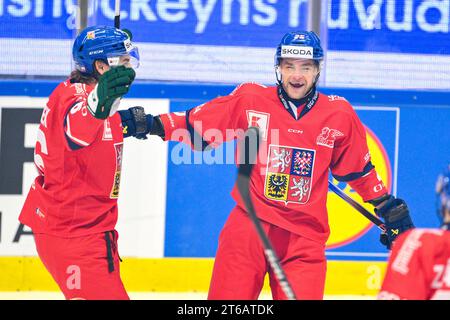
53;81;79;101
325;94;354;113
69;83;88;95
231;82;267;95
327;95;347;102
57;82;89;102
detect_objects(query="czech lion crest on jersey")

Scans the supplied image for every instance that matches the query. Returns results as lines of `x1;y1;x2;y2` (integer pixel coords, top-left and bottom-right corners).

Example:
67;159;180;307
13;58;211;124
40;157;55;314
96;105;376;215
264;144;315;204
316;127;343;148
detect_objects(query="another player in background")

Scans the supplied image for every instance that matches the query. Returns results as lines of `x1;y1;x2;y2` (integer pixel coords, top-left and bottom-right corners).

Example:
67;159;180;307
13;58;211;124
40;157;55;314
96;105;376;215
118;31;414;299
378;165;450;300
19;25;138;299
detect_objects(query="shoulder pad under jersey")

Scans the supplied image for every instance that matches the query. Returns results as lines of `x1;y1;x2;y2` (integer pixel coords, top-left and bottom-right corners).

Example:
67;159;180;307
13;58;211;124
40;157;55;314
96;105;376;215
230;82;268;95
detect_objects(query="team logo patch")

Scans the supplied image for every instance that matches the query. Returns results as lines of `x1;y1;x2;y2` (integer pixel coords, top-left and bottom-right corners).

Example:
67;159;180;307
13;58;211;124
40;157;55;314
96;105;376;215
103;119;113;141
110;143;124;199
87;31;96;39
264;145;315;204
246;110;270;140
316;127;343;148
328;95;347;102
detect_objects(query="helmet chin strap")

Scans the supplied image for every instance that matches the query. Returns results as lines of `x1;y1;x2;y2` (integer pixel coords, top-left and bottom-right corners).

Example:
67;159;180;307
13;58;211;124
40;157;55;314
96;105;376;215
275;66;282;85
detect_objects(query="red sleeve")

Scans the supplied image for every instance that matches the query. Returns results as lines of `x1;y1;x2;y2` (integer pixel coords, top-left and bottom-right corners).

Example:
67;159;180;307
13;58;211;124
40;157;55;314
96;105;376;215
159;83;255;149
330;103;387;201
347;170;388;202
379;230;429;300
62;84;104;149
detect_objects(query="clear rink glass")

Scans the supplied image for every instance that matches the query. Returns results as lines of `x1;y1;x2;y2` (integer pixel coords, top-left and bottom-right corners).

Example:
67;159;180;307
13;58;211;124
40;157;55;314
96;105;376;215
107;47;140;70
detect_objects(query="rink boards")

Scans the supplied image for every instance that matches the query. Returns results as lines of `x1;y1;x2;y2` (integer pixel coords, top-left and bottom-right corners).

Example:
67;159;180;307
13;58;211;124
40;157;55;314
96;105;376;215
0;80;449;295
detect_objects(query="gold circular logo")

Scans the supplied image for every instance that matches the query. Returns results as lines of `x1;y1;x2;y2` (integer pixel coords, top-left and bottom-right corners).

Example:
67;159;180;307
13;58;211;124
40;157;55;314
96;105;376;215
326;126;392;248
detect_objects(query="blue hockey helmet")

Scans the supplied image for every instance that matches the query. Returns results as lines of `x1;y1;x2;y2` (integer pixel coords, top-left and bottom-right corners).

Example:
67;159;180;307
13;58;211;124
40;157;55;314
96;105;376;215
274;30;324;67
72;25;139;74
436;165;450;224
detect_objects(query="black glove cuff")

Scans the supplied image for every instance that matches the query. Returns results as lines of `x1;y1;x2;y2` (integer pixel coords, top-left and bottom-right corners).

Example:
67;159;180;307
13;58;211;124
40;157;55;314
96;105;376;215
368;193;392;207
150;116;165;139
130;106;148;135
376;198;410;222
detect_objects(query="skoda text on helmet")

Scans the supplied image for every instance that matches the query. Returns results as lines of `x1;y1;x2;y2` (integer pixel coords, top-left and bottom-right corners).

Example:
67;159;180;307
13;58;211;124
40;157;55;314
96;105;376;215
274;31;324;84
436;165;450;224
72;25;140;75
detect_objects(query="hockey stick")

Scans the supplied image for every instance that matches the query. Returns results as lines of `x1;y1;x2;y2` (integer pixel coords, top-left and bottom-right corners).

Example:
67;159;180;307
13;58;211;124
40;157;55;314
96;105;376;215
114;0;121;28
236;127;297;300
328;181;386;232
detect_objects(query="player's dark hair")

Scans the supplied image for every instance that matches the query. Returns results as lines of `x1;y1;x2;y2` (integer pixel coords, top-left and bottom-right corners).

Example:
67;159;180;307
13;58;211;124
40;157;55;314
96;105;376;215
69;70;96;85
69;60;103;84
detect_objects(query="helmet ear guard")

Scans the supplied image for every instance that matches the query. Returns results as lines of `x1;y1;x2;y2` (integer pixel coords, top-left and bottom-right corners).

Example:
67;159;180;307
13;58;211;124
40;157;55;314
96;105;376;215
275;65;282;84
314;72;320;86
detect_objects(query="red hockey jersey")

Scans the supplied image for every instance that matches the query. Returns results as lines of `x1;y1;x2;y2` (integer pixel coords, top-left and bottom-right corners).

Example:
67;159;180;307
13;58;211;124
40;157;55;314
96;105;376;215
379;228;450;300
159;83;387;244
19;80;124;237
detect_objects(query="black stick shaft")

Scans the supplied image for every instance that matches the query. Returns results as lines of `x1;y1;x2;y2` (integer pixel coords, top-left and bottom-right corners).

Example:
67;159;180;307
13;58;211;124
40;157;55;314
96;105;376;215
328;181;386;232
237;127;297;300
114;0;121;28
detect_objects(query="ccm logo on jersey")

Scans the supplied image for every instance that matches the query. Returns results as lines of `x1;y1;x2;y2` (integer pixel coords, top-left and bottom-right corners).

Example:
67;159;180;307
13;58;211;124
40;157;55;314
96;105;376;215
288;128;303;134
246;110;270;140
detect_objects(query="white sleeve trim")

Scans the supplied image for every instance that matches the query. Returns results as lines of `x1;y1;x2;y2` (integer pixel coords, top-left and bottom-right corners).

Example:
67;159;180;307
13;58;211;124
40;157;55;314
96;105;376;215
87;84;99;116
64;113;90;147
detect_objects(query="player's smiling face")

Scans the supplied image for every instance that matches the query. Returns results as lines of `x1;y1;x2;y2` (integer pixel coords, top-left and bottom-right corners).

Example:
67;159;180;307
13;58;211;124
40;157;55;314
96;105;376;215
280;58;319;99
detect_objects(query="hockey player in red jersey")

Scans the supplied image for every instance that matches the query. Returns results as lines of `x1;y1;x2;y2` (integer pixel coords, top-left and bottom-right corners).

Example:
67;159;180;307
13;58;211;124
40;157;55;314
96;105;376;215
19;26;138;299
119;31;414;299
378;165;450;300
